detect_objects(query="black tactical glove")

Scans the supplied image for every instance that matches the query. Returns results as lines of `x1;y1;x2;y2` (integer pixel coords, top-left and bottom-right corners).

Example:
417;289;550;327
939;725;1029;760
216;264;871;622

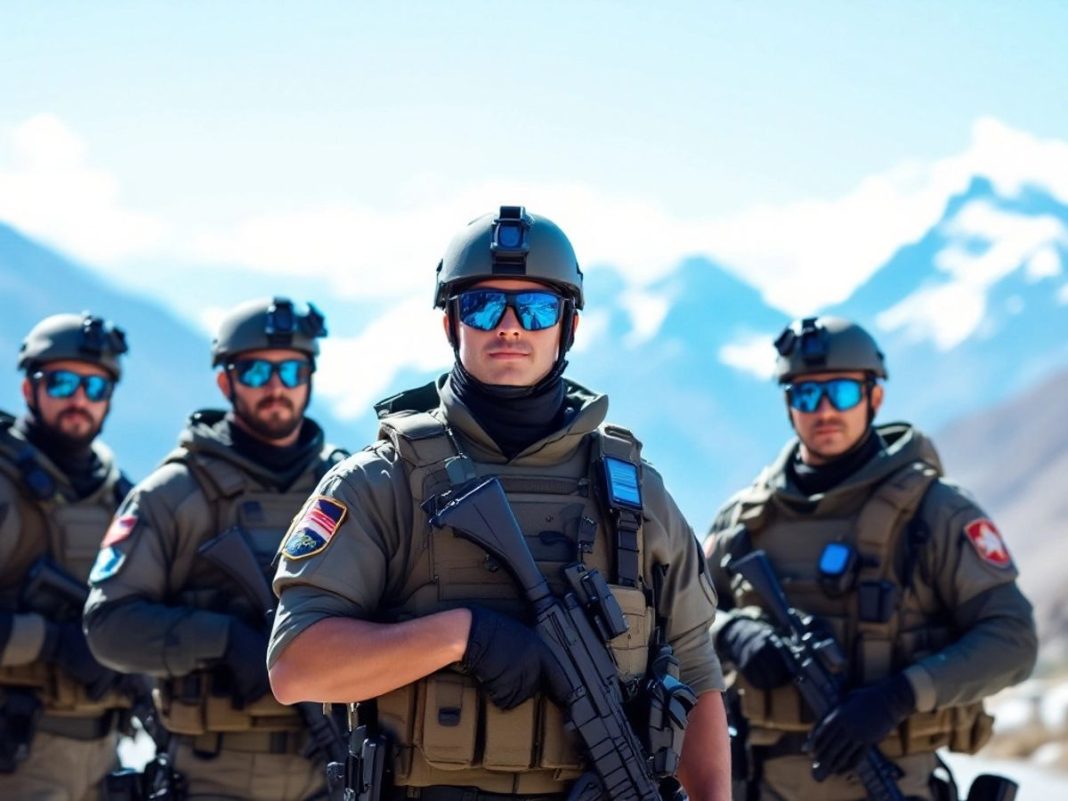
462;606;569;711
41;621;122;701
808;672;916;780
219;619;271;708
718;616;792;690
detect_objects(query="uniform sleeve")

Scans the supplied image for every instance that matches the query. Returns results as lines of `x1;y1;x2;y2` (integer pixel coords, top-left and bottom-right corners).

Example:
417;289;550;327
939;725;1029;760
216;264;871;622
268;445;412;668
903;482;1038;711
0;476;50;667
83;467;233;676
642;466;725;695
703;497;747;642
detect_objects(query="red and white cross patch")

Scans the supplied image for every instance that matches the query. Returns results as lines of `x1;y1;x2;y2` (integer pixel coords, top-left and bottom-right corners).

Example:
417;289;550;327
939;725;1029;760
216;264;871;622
963;518;1013;569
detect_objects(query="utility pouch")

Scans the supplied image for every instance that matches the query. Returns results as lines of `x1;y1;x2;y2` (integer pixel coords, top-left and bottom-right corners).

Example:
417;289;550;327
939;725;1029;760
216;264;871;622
0;688;42;773
418;672;478;768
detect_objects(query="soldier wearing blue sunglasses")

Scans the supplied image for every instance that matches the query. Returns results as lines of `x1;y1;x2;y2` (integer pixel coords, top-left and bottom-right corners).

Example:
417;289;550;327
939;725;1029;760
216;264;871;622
85;298;349;801
705;316;1036;801
0;313;133;801
269;206;731;801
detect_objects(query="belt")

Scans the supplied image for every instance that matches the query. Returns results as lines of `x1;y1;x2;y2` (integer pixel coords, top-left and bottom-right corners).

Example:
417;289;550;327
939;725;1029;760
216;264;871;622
38;710;118;740
401;788;566;801
186;730;307;756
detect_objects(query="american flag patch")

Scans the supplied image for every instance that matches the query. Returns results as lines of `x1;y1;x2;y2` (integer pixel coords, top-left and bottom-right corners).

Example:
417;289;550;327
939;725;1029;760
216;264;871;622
102;514;138;548
282;496;347;560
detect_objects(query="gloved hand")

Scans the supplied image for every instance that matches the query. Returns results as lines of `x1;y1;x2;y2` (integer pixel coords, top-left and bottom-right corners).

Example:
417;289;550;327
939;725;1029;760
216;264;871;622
219;619;271;708
41;621;122;701
462;606;569;710
718;616;792;690
808;672;916;780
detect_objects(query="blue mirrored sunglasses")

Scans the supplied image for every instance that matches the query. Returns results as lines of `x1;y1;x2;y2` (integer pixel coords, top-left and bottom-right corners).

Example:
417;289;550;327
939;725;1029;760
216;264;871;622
786;378;867;413
35;370;114;402
455;289;564;332
229;358;312;389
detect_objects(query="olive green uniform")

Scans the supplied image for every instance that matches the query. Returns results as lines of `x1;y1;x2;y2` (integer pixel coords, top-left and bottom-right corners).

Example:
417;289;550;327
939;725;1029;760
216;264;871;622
84;411;345;801
0;413;130;801
706;423;1038;801
269;376;725;797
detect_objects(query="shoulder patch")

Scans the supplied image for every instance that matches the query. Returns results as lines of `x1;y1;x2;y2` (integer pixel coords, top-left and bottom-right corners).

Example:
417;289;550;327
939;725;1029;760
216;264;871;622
281;496;347;560
89;545;127;583
102;514;138;548
963;518;1013;569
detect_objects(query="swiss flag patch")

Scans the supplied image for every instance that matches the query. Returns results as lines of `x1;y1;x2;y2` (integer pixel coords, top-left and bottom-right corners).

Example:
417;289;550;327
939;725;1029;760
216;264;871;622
101;514;138;548
963;518;1013;569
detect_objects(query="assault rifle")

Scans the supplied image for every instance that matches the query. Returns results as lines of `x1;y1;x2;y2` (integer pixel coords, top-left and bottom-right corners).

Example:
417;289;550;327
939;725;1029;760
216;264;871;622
20;557;183;801
427;476;690;801
728;549;1020;801
196;528;347;767
727;549;906;801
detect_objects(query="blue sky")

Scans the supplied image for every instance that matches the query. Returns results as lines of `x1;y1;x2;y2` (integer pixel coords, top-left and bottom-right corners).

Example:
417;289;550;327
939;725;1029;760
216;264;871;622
2;2;1068;407
4;2;1065;219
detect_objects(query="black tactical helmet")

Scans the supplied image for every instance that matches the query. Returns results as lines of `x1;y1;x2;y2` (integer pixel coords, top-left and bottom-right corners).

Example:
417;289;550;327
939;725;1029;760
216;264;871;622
773;316;887;384
18;312;129;380
211;297;327;367
433;206;584;310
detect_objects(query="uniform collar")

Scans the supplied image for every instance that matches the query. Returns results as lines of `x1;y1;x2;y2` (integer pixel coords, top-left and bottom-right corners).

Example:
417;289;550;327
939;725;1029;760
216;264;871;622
437;373;608;466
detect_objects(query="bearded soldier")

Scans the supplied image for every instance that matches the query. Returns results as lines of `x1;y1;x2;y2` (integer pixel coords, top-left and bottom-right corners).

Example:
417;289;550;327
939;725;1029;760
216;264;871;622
0;313;132;801
85;298;347;801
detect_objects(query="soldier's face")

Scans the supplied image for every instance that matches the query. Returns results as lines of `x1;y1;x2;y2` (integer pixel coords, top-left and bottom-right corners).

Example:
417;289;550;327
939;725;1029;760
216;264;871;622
22;359;112;447
449;278;576;387
218;348;311;445
788;370;884;464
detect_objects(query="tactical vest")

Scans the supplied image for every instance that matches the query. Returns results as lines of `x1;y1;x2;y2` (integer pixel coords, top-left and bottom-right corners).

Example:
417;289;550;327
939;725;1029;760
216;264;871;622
152;441;344;736
0;413;133;716
726;460;993;757
371;410;654;795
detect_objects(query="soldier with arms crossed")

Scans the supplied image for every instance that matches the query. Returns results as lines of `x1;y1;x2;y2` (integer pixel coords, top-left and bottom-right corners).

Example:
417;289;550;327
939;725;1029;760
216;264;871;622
268;207;731;801
84;298;347;801
0;313;132;801
705;317;1038;801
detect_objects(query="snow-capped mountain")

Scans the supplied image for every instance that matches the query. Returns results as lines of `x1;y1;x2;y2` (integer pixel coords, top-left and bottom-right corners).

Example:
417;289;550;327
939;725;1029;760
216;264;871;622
1;168;1066;530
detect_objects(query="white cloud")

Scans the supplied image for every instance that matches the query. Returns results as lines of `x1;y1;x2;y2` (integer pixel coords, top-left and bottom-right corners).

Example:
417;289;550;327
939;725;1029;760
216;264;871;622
718;333;777;380
0;114;166;264
1025;246;1062;281
616;288;671;348
7;113;1068;409
313;298;452;420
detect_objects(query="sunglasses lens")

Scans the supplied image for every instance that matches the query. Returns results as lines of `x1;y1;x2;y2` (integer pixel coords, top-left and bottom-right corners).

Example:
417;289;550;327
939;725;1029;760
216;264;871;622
83;375;113;402
276;360;310;388
788;382;823;413
515;292;562;331
826;379;864;411
788;379;866;412
44;371;80;399
458;291;507;331
235;360;272;388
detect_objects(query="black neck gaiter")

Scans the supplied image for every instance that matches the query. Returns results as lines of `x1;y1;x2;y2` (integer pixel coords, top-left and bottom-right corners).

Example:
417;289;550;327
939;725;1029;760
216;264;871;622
449;363;568;459
15;412;106;499
790;428;883;496
225;413;322;489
